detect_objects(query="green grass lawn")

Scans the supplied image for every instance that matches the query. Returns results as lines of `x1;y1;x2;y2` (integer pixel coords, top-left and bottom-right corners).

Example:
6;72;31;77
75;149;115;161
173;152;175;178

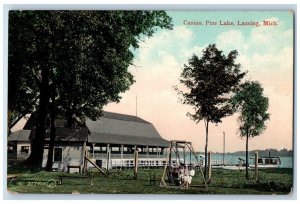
7;167;293;194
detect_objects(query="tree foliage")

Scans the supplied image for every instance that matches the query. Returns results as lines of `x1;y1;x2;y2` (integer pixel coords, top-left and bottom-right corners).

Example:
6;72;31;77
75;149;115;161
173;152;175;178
178;44;246;123
231;81;270;138
8;12;40;129
176;44;246;179
9;10;173;125
51;11;173;125
8;10;173;168
230;81;270;179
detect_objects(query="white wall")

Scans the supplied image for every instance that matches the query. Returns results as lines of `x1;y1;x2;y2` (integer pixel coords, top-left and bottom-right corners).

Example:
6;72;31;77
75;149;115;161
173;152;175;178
42;143;84;173
16;142;31;160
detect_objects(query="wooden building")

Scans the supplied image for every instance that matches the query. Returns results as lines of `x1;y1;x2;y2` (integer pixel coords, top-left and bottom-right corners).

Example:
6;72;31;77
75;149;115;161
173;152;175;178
8;129;31;161
86;112;169;169
8;111;169;172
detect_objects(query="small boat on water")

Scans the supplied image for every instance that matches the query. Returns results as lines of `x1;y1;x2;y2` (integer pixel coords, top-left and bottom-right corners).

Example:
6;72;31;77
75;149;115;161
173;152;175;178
213;156;281;170
249;156;281;168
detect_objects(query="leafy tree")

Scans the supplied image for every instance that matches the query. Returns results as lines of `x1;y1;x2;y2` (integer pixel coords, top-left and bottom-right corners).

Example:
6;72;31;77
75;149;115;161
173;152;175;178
8;12;40;131
230;81;270;179
8;11;173;169
176;44;246;180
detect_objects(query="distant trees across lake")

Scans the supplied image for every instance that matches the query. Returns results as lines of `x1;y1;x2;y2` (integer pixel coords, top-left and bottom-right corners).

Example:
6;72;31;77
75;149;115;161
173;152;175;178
206;148;293;157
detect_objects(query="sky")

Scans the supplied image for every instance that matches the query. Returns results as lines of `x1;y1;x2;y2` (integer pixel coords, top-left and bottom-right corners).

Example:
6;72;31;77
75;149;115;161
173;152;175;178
104;11;294;153
10;11;294;153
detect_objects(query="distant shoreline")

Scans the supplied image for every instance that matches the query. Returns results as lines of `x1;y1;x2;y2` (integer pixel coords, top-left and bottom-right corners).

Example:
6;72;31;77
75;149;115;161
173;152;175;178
195;149;293;157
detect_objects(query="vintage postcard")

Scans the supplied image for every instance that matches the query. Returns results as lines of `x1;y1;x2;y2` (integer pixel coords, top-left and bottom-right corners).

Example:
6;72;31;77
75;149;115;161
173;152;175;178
6;9;294;196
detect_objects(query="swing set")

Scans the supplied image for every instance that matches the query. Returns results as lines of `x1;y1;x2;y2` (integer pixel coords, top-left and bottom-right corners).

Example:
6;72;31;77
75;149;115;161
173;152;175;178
160;140;207;189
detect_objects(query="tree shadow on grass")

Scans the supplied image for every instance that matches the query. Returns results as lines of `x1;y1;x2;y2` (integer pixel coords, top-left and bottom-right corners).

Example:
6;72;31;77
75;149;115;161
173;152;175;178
243;181;292;194
8;160;44;174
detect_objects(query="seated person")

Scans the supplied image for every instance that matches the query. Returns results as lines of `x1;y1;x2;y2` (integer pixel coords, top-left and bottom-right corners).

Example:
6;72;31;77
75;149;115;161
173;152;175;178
181;167;195;189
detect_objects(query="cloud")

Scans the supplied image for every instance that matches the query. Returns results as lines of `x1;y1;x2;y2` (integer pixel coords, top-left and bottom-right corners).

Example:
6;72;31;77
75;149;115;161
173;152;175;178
213;18;293;151
216;16;293;54
137;26;194;64
132;26;205;96
216;30;248;54
216;21;293;95
249;29;293;55
106;17;293;152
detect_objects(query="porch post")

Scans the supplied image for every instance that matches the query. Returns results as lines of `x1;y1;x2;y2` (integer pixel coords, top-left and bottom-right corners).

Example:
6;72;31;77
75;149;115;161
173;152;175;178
106;144;110;170
121;145;124;168
158;147;161;158
92;143;95;159
255;151;259;182
146;146;149;167
134;146;138;180
82;141;87;174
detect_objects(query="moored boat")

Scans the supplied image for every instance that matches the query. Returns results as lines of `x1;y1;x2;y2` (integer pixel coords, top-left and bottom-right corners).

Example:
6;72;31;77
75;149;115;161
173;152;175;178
249;156;281;168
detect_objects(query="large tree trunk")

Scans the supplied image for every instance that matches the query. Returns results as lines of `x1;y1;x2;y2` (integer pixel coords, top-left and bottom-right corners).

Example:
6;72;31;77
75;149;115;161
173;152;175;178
204;119;209;180
24;90;50;168
66;105;75;127
246;129;249;180
24;65;50;169
46;93;56;171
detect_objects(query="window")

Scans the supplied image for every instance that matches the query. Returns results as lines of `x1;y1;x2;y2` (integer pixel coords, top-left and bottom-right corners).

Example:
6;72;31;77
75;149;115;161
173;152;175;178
21;146;30;154
111;147;119;152
8;146;14;153
53;147;62;162
91;146;101;153
125;147;134;154
271;159;278;164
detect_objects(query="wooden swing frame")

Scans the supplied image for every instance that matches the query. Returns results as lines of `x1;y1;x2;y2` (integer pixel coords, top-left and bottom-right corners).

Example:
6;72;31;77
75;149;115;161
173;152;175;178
160;140;207;189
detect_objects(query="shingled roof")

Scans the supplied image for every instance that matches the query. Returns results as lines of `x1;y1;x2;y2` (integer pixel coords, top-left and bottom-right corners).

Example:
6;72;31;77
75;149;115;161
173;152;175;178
51;127;88;142
20;111;169;147
101;111;151;124
8;130;31;142
87;112;169;147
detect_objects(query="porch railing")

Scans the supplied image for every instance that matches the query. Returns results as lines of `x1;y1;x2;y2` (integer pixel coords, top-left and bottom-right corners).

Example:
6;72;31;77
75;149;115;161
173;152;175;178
90;153;164;160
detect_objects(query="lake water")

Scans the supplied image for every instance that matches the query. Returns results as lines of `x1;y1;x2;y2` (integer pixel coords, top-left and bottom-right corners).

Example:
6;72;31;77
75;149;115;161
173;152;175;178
211;153;293;168
176;152;293;168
